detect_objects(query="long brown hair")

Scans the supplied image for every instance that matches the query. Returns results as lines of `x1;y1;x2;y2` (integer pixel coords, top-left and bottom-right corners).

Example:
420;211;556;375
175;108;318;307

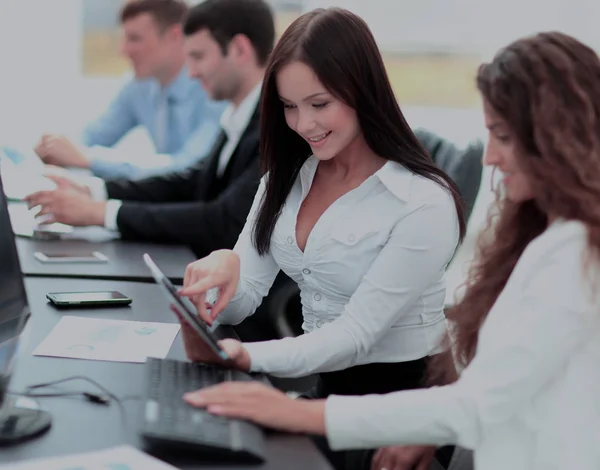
253;8;465;255
429;31;600;386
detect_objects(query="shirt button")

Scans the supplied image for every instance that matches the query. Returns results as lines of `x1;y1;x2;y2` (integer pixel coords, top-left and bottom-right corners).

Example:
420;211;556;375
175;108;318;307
302;268;311;275
316;320;323;328
347;234;356;243
287;236;294;244
314;293;322;301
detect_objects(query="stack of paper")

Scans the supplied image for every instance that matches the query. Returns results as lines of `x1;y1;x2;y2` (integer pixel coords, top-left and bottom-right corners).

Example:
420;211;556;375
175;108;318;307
0;157;53;202
33;317;180;363
1;445;180;469
8;202;74;239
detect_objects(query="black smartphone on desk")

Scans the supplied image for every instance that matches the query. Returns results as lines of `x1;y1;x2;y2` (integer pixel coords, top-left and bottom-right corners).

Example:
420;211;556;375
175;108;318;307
46;291;132;308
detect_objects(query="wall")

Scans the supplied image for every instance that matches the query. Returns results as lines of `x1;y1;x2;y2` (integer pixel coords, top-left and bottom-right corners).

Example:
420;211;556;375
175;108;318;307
302;0;600;56
0;0;82;147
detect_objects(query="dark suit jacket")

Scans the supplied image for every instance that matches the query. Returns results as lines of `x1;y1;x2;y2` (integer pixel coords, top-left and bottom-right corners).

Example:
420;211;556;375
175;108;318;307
105;106;261;258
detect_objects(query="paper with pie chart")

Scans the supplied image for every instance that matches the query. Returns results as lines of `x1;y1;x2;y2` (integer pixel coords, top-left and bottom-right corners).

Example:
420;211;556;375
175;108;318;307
33;317;180;363
0;445;179;469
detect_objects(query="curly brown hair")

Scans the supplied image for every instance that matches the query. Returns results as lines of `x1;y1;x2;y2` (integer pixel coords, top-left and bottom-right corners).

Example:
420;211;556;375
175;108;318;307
428;31;600;386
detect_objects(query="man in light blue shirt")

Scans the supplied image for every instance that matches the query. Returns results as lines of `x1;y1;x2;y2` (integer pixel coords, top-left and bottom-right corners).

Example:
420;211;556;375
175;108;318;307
35;0;225;180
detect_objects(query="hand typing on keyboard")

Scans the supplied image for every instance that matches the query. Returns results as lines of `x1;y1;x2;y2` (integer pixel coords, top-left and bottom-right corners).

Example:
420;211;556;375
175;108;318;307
183;381;327;436
173;307;251;371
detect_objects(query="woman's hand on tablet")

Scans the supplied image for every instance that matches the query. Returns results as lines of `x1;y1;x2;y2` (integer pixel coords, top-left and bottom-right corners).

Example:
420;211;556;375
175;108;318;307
175;308;250;370
218;339;251;371
179;250;240;325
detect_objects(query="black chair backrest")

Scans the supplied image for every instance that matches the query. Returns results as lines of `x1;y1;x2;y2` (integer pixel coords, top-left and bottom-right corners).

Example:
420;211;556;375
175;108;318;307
414;128;484;223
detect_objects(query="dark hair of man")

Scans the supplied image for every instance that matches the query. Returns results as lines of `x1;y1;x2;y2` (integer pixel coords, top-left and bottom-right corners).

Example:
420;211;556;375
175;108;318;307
183;0;275;66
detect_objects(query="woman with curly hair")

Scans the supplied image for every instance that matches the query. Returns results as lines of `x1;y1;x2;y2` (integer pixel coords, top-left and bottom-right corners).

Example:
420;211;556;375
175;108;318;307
183;31;600;469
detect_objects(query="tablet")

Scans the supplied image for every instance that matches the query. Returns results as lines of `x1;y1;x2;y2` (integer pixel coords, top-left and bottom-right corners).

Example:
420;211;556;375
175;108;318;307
143;253;229;361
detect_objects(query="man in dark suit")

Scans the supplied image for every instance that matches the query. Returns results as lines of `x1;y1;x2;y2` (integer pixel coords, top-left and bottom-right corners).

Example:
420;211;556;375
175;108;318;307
25;0;275;260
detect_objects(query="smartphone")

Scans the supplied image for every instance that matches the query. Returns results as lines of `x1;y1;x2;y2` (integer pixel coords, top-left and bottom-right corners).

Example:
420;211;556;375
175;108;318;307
142;253;229;361
46;291;132;308
34;251;108;264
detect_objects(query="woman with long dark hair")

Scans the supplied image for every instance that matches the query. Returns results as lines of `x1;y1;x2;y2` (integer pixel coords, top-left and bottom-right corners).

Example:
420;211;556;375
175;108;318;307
179;7;464;468
185;31;600;470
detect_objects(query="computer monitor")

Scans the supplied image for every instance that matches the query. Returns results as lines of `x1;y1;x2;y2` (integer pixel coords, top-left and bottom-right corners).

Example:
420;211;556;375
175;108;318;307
0;169;51;444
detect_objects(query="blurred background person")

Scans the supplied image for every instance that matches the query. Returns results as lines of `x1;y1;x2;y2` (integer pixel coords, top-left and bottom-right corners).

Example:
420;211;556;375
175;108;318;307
34;0;225;180
25;0;275;261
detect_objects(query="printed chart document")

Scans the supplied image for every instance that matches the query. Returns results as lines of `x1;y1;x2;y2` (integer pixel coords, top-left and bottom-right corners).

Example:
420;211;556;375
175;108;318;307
33;317;180;363
1;445;180;470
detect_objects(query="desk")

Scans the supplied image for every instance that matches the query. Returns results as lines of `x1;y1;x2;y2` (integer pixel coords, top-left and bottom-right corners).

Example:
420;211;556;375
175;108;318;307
2;278;331;470
16;237;196;283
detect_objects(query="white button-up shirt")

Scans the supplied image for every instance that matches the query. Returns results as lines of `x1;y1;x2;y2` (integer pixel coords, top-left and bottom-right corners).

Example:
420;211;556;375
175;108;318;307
218;155;460;377
216;83;262;177
326;219;600;470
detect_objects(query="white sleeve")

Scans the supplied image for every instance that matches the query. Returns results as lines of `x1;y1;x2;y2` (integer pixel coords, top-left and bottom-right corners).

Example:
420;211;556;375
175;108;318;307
216;176;280;325
325;236;596;451
244;191;459;376
103;199;123;232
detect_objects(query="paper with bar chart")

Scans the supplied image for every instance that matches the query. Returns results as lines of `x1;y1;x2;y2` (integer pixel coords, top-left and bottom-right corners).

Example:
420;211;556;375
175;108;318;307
33;317;180;363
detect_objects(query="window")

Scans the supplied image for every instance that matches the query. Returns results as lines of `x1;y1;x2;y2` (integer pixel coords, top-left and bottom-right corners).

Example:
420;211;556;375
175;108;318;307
82;0;126;76
82;0;600;109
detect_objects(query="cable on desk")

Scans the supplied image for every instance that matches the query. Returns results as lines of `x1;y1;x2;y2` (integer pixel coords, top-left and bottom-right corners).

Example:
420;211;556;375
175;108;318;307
26;375;118;405
9;375;136;428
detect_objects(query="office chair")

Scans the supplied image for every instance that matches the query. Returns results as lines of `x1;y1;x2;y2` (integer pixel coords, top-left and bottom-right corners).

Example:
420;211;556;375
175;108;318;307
413;128;484;223
446;447;474;470
266;278;303;338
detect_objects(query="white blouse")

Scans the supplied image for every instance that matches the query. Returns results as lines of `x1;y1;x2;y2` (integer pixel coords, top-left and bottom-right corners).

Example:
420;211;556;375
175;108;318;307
218;155;460;377
326;219;600;470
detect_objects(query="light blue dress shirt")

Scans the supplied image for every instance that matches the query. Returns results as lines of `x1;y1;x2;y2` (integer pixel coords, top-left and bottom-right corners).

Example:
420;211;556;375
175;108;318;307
83;67;225;180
